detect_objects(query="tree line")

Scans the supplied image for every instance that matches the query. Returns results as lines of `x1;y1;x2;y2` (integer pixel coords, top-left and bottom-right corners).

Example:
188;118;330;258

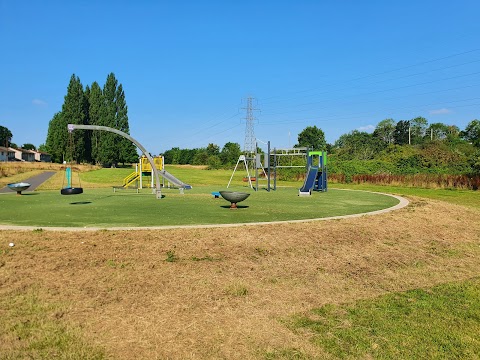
160;118;480;177
163;142;242;168
45;73;138;165
329;117;480;178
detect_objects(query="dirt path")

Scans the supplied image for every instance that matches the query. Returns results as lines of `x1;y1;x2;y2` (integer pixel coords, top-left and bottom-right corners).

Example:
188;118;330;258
0;171;55;193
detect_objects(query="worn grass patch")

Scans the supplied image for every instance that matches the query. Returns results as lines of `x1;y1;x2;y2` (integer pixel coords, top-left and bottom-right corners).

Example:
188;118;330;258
287;278;480;359
0;289;106;359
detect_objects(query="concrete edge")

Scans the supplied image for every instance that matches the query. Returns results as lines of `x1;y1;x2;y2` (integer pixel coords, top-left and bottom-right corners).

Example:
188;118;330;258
0;189;409;232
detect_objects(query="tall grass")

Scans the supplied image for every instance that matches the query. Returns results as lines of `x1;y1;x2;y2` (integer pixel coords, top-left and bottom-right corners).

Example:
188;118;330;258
329;173;480;190
0;162;99;178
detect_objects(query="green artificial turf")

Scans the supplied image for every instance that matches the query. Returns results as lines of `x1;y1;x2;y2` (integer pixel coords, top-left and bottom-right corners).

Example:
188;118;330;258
0;186;398;228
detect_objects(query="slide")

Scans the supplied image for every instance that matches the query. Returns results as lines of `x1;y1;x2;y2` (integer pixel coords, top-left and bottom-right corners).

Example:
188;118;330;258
160;170;192;190
299;166;318;196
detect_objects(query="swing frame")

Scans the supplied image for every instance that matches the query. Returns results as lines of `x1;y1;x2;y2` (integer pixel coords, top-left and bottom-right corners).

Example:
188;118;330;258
61;132;84;196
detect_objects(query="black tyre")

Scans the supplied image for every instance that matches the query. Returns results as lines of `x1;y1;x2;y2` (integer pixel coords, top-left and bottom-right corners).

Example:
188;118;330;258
61;187;84;195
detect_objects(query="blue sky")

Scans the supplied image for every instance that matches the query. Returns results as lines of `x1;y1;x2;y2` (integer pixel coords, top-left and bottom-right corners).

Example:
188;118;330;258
1;0;479;154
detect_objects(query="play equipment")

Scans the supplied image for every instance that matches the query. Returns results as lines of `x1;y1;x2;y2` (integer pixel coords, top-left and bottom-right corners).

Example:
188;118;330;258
7;182;31;195
61;166;83;195
67;124;191;199
61;131;84;195
123;156;164;189
299;151;327;196
159;169;192;191
226;140;328;195
219;191;250;209
227;142;270;191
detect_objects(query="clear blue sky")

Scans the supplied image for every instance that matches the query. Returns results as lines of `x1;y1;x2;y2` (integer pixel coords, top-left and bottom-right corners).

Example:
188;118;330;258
1;0;479;154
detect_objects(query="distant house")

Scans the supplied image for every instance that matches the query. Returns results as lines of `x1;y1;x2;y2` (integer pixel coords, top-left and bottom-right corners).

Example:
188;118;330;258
22;149;36;162
0;146;14;161
2;147;17;161
9;148;35;162
0;147;51;162
34;150;52;162
11;148;24;161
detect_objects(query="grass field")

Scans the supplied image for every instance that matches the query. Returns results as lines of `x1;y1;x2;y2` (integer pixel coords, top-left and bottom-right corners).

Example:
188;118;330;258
1;165;479;359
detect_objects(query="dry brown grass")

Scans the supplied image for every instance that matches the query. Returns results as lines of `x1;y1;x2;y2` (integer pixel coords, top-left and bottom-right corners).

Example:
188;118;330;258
0;162;99;188
1;197;479;359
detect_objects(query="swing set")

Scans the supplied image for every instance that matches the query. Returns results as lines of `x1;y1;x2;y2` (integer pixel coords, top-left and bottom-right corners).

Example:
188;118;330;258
60;131;83;195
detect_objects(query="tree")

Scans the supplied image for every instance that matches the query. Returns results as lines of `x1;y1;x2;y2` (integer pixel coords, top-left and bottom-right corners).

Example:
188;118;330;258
373;118;396;144
61;74;88;163
192;148;209;165
297;125;326;150
446;125;461;142
410;116;428;145
22;143;36;150
98;73;118;166
461;119;480;147
425;123;461;142
88;82;104;164
45;112;67;163
38;144;48;153
116;83;138;164
334;130;385;160
220;142;241;165
0;125;12;147
393;120;410;145
206;143;220;156
96;73;137;166
163;147;180;164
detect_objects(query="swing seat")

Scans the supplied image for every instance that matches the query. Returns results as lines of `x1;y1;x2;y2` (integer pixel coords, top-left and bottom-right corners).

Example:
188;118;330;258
61;187;83;195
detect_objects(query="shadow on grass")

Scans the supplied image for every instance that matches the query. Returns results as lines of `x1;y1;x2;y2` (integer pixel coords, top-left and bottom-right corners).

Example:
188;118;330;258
20;193;39;196
70;201;92;205
220;205;250;209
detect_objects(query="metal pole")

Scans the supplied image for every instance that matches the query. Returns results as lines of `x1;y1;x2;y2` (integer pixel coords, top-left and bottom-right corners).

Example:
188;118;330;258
273;148;277;191
267;141;271;192
255;141;258;191
68;124;162;199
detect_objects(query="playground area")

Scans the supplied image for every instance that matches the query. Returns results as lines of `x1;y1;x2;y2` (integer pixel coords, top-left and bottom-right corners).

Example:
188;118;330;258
0;153;401;228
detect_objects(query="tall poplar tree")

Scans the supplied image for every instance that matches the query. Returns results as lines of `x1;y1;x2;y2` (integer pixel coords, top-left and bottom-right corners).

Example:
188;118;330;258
98;73;118;166
61;74;88;162
45;112;67;163
116;84;138;163
88;82;104;164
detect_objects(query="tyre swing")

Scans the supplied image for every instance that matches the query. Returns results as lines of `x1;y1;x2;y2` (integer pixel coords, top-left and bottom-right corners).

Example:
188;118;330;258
61;131;83;195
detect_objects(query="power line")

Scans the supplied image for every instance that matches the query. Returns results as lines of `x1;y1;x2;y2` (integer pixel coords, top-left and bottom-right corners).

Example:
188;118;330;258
260;48;480;104
258;97;480;126
259;71;480;117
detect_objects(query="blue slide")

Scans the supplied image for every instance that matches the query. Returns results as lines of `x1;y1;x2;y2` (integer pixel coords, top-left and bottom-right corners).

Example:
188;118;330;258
299;166;318;196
